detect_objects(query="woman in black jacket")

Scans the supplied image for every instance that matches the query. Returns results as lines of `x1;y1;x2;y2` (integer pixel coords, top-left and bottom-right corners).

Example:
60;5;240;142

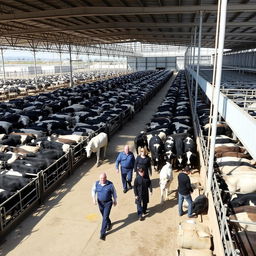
134;168;152;220
134;147;152;179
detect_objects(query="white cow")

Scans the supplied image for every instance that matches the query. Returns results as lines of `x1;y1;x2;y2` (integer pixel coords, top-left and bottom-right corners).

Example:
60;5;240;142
85;132;108;166
223;174;256;193
159;162;173;203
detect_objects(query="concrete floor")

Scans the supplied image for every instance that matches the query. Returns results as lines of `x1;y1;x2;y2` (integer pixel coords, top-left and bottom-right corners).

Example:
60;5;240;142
0;74;205;256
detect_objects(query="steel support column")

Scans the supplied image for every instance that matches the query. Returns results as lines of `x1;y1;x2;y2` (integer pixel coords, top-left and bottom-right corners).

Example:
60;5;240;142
1;48;6;84
33;49;38;85
191;27;197;98
69;44;73;87
207;0;227;192
194;11;203;112
59;52;63;75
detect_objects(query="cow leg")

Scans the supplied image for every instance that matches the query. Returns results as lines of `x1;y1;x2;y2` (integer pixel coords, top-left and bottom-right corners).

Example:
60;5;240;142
160;188;164;204
96;149;100;167
166;181;172;199
103;145;107;159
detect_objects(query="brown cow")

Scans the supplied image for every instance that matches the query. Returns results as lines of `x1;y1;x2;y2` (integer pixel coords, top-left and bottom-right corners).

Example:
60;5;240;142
215;151;251;159
215;146;246;153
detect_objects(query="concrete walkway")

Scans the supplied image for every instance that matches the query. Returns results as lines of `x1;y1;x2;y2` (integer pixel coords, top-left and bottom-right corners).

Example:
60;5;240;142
1;74;203;256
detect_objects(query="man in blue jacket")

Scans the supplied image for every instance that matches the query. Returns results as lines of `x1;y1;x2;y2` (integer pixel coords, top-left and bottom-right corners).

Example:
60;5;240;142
92;172;117;241
115;145;135;193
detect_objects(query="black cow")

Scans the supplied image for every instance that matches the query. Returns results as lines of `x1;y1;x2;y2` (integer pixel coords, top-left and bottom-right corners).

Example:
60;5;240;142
191;195;208;215
230;193;256;208
164;136;175;163
149;135;165;171
134;131;149;154
183;136;197;169
171;133;188;169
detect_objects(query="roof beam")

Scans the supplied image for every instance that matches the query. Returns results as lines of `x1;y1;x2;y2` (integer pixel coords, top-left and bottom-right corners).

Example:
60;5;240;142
0;5;255;22
2;21;255;36
93;31;256;38
100;34;255;43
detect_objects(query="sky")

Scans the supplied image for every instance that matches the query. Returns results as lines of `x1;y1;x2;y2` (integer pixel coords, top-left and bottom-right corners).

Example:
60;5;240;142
1;49;124;61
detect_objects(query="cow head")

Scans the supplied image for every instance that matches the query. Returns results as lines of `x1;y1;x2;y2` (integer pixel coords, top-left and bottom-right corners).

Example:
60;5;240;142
85;143;92;158
62;144;70;154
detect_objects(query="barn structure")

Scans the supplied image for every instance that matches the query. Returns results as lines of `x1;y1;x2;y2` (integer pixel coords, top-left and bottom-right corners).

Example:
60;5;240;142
0;1;256;256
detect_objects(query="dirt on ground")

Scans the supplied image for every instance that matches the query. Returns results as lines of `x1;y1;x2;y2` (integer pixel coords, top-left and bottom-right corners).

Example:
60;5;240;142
1;74;206;256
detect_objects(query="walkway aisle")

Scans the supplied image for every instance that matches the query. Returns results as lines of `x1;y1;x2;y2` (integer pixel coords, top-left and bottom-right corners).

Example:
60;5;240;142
2;74;188;256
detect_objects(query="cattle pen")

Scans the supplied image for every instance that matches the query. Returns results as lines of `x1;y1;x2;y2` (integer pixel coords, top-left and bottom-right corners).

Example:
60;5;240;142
0;1;256;256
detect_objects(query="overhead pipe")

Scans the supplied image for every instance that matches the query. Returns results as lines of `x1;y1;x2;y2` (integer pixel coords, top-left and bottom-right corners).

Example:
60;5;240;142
207;0;227;193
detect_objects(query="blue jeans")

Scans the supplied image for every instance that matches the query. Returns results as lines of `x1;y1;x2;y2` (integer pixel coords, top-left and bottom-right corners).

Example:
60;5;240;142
121;169;133;190
178;193;193;216
98;200;113;236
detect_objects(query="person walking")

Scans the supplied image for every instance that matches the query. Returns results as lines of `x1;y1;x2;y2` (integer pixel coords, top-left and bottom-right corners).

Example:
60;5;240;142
115;145;135;193
134;147;152;179
133;168;152;221
177;166;195;218
92;172;117;241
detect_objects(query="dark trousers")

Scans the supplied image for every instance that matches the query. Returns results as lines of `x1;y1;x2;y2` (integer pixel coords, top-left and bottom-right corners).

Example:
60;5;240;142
136;198;148;217
98;200;113;236
121;170;133;190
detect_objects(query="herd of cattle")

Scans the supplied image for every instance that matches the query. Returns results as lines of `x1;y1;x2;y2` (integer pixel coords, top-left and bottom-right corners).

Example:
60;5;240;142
196;93;256;256
0;69;173;235
0;70;126;99
134;71;197;172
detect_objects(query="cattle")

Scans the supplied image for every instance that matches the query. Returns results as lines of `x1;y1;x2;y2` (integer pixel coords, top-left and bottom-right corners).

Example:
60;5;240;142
0;172;30;192
0;121;13;134
36;140;70;154
215;135;235;144
0;188;14;204
230;193;256;208
215;145;247;154
85;132;108;166
203;122;231;136
216;156;255;165
191;195;208;215
149;135;165;171
217;165;256;175
164;136;175;162
183;136;197;169
17;145;41;153
134;131;149;154
0;151;21;168
171;133;188;169
53;134;84;144
223;174;256;193
159;162;173;203
215;151;251;159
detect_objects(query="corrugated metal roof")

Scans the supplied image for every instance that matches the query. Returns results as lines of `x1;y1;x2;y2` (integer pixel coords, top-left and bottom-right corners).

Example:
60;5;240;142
0;0;255;51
